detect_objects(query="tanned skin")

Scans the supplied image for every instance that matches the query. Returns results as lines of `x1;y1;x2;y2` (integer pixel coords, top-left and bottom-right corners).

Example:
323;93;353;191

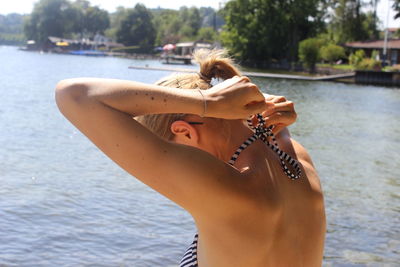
56;76;325;267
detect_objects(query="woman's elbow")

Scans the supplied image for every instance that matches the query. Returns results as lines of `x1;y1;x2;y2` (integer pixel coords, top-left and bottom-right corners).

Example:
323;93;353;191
55;78;89;111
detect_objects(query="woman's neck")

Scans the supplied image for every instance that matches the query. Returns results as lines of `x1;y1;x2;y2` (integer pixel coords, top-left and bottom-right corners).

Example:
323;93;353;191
222;120;255;163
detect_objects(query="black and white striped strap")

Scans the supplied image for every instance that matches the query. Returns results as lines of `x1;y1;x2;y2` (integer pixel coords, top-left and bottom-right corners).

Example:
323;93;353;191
228;114;302;180
179;234;198;267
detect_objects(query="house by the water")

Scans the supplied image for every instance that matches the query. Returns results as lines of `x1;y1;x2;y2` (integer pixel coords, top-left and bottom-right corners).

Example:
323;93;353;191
345;35;400;86
345;39;400;66
25;34;124;55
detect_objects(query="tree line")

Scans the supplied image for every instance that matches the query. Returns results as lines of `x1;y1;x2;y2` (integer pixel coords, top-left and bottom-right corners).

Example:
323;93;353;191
21;0;222;53
223;0;400;69
1;0;399;67
0;14;26;45
222;0;393;68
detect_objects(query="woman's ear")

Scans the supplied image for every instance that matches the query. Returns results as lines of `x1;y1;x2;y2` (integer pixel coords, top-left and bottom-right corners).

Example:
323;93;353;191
171;121;199;145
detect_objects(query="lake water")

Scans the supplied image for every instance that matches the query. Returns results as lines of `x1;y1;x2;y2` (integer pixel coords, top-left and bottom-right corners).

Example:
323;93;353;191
0;45;399;266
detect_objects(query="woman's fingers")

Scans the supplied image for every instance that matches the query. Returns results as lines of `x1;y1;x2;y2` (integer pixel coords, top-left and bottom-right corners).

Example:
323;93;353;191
264;111;297;127
246;100;270;115
274;101;294;110
262;101;295;117
206;76;269;119
269;95;287;103
239;76;251;83
245;82;265;101
205;77;296;121
241;82;268;116
271;124;286;135
245;93;297;130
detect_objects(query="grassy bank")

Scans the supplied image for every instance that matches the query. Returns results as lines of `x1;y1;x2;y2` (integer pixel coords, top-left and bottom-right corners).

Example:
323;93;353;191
317;63;354;71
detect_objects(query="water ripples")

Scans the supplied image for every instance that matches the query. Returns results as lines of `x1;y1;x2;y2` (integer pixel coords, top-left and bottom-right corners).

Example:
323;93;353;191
1;46;399;266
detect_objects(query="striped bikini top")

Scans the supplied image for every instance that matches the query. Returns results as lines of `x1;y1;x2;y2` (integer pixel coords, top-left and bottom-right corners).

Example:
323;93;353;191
229;113;302;180
179;114;302;267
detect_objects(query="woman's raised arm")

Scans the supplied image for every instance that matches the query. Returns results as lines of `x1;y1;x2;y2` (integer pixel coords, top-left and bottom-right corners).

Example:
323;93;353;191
56;77;266;119
55;77;266;216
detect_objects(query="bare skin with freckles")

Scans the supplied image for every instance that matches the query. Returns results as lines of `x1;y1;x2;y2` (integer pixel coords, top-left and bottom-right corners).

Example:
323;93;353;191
56;54;325;266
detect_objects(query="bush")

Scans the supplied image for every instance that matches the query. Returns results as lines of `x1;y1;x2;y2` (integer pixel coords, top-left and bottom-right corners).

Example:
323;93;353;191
385;64;400;72
349;49;365;67
371;49;379;60
349;49;382;70
356;58;382;71
298;38;322;73
320;44;345;64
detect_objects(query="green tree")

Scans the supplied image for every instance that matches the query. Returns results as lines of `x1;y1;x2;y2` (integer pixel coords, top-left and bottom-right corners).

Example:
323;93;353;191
105;6;127;40
116;4;156;52
152;6;218;45
86;6;109;35
199;7;224;30
328;0;379;43
280;0;326;63
0;13;26;45
221;0;324;67
73;0;109;37
178;7;202;38
393;0;400;20
152;9;181;45
197;27;218;43
187;7;201;36
320;44;345;64
24;0;110;45
362;11;380;40
299;38;322;73
367;0;380;34
24;0;81;44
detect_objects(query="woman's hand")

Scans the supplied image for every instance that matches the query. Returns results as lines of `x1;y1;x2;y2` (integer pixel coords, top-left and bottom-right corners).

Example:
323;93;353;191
261;95;297;134
204;76;269;119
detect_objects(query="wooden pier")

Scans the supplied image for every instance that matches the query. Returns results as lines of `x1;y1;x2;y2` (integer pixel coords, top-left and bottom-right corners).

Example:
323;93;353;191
128;65;355;82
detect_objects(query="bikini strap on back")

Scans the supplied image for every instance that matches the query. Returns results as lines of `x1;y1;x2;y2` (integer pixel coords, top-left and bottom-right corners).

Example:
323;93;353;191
228;114;302;180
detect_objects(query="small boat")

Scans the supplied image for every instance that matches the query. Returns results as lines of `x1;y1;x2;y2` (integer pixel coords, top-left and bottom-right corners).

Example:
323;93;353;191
69;50;108;57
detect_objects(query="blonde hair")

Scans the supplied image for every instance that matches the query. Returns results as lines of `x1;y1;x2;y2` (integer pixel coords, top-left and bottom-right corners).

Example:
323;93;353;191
137;49;241;140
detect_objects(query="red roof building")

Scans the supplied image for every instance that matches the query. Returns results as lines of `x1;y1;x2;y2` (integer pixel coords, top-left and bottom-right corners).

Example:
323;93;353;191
345;39;400;65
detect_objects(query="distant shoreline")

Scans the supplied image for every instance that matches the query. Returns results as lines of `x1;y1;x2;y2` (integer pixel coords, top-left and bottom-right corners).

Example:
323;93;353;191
13;45;399;87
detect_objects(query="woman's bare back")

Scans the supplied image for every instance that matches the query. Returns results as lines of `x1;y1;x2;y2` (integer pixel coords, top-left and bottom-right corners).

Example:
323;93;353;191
194;136;325;267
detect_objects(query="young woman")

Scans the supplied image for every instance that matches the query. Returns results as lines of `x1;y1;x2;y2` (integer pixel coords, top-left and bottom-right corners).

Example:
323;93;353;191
55;50;325;267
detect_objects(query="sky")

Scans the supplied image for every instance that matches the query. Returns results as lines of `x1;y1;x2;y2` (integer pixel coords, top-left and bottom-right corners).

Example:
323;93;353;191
0;0;221;14
0;0;398;28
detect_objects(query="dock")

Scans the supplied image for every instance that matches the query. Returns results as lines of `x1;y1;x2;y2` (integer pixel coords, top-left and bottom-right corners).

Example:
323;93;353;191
162;55;192;65
128;65;355;82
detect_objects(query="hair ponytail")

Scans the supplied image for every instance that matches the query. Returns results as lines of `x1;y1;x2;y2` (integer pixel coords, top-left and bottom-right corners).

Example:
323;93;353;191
194;49;241;82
